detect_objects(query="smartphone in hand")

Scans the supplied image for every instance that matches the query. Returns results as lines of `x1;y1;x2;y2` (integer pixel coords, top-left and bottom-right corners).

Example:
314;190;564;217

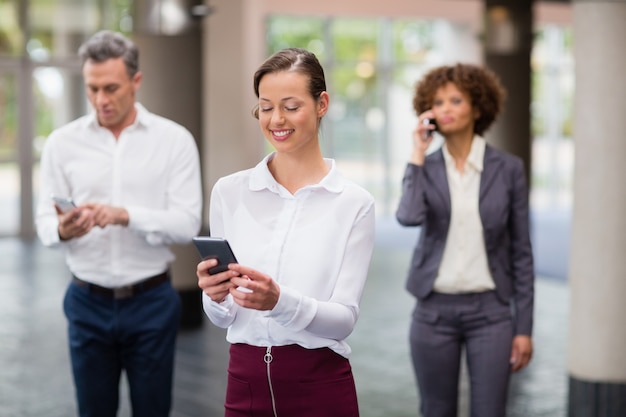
422;118;438;138
52;196;77;213
192;237;239;275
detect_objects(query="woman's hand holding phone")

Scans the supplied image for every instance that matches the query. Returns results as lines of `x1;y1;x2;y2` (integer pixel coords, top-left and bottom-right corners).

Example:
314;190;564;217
421;116;438;139
411;110;437;165
193;237;279;309
197;258;238;303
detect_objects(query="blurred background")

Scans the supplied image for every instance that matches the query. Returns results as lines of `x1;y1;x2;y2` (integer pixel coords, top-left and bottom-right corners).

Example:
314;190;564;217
0;1;574;272
2;1;625;416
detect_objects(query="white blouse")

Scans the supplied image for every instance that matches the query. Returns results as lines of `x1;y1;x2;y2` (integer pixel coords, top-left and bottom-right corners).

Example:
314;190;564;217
434;135;496;293
202;153;376;357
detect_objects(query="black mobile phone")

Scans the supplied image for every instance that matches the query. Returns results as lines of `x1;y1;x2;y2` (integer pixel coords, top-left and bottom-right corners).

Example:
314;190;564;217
422;118;438;138
52;195;77;213
192;237;239;275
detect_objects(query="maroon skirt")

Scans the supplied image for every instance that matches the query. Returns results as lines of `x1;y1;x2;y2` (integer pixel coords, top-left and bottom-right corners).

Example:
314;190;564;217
225;343;359;417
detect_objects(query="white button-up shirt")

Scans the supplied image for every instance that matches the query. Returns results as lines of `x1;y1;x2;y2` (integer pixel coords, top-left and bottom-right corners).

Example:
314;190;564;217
433;135;496;293
35;103;202;287
203;153;376;357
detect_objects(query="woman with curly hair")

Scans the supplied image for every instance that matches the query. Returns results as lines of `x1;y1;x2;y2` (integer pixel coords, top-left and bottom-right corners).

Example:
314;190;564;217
396;63;535;417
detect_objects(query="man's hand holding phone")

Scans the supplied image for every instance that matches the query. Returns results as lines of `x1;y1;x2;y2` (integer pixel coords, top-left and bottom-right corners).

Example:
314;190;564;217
52;196;94;241
56;205;95;241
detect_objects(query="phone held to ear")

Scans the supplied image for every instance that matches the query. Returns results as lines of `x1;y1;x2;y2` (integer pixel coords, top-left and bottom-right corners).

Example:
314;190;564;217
422;117;438;138
192;236;239;275
52;195;77;213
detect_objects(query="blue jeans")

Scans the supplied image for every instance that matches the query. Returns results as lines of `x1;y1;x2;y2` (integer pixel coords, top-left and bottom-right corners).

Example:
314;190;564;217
63;277;181;417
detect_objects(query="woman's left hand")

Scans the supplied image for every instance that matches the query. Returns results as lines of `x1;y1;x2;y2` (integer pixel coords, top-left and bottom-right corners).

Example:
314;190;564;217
510;335;533;372
227;264;280;311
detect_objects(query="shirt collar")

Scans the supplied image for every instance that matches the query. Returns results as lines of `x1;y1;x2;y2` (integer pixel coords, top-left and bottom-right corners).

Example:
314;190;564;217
248;152;345;194
442;134;486;173
82;102;149;130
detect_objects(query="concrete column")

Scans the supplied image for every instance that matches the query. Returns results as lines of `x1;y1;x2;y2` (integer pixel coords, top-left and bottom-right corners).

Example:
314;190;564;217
133;0;206;329
204;0;265;190
484;0;533;179
568;1;626;415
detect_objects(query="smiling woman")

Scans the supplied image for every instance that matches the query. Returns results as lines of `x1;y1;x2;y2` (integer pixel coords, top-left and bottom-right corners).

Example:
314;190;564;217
197;48;376;417
257;70;328;173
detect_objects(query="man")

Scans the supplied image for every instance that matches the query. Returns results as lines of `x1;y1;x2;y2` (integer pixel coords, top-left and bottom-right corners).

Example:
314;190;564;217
35;30;202;417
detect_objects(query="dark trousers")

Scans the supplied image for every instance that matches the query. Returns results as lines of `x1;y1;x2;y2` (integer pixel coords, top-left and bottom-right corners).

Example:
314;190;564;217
63;278;181;417
225;343;359;417
410;291;513;417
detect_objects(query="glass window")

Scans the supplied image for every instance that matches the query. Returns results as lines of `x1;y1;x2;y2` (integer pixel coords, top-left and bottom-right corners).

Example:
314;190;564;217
1;0;131;237
29;0;98;60
267;15;441;215
0;71;18;235
33;67;86;158
0;162;19;235
264;15;575;215
328;62;386;198
267;16;325;59
329;61;383;155
531;24;574;209
331;19;379;63
28;0;133;62
392;20;434;63
0;72;17;160
0;0;21;56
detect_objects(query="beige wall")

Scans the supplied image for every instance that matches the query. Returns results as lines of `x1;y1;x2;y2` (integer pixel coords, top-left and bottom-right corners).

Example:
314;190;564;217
262;0;483;21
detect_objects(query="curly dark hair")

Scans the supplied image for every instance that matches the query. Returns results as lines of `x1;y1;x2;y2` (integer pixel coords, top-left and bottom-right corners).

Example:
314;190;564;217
412;63;506;136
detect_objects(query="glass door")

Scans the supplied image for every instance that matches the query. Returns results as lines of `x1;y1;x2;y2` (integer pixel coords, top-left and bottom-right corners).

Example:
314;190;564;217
0;0;131;237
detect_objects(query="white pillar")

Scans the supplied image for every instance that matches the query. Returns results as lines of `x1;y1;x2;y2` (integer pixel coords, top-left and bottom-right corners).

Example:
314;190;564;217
568;0;626;414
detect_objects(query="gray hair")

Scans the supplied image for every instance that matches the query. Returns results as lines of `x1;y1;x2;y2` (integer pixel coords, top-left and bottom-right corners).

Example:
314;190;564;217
78;30;139;78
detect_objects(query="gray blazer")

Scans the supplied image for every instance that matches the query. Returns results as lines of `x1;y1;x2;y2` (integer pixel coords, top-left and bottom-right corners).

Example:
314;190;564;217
396;144;534;335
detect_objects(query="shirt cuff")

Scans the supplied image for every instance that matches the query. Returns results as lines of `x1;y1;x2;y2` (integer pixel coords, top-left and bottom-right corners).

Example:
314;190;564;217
269;285;317;332
202;292;233;315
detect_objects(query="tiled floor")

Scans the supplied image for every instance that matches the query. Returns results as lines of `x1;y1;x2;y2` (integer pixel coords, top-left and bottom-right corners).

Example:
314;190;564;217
0;217;568;417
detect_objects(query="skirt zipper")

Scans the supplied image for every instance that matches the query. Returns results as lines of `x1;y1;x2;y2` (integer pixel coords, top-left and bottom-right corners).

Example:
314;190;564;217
264;346;278;417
